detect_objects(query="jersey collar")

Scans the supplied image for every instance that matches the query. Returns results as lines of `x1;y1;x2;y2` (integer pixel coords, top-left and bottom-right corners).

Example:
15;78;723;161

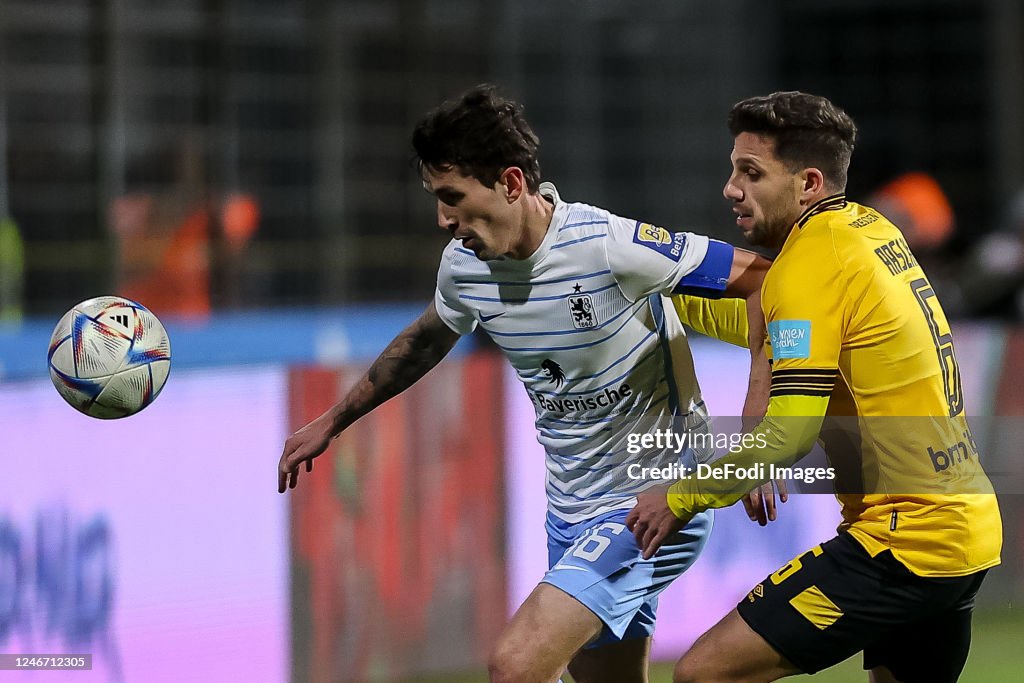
796;193;848;229
515;181;568;267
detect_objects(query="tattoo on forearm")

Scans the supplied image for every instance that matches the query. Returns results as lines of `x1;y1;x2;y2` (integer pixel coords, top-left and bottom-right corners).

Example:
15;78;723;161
339;313;456;430
366;321;448;397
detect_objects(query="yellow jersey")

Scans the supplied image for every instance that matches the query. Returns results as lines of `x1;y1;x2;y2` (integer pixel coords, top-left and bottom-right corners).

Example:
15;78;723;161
671;195;1001;577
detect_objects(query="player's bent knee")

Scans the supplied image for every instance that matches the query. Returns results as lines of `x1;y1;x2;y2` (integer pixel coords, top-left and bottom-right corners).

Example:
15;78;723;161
673;652;708;683
672;629;732;683
487;642;533;683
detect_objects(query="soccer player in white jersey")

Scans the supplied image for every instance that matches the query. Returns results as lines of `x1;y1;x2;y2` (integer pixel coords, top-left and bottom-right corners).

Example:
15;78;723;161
278;84;772;683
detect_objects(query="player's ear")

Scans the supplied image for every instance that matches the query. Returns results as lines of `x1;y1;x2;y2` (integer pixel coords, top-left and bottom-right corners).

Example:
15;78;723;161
500;167;526;203
800;168;826;201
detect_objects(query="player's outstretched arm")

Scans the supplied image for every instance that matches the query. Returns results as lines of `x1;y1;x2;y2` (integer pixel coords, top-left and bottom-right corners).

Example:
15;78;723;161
724;246;771;299
277;301;461;492
738;287;789;524
627;398;825;558
717;248;792;525
670;247;770;346
674;250;784;524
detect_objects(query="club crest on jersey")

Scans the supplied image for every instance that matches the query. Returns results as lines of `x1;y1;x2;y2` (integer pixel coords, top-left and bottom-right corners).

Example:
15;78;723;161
634;222;686;261
568;292;598;329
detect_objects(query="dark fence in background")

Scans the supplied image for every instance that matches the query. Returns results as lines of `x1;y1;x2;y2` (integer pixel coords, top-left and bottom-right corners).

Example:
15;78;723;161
0;0;1020;315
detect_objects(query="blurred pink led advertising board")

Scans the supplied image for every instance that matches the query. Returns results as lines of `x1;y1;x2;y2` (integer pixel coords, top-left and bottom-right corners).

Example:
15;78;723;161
0;366;289;682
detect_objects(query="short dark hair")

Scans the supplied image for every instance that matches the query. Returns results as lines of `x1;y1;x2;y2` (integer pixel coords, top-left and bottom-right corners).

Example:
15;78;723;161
728;91;857;191
412;84;542;192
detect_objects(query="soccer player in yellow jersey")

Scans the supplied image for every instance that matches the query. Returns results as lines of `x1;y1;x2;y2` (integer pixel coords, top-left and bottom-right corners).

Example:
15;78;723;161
627;91;1002;683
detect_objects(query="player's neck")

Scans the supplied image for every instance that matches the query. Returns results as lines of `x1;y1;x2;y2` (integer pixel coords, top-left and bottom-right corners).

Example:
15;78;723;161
508;191;555;259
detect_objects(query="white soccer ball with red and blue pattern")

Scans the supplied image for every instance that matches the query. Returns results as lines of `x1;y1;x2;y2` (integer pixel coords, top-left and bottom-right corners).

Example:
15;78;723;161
47;296;172;419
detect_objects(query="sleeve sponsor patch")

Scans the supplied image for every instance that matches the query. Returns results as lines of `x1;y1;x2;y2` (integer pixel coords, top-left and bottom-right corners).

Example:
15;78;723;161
633;222;687;261
768;320;811;359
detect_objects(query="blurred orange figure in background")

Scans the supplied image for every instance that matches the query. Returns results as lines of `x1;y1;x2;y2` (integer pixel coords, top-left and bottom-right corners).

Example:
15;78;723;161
111;192;259;318
870;171;955;249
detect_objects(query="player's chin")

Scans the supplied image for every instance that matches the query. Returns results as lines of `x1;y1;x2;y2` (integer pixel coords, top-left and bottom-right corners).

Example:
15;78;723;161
473;247;500;261
740;225;767;246
736;217;756;240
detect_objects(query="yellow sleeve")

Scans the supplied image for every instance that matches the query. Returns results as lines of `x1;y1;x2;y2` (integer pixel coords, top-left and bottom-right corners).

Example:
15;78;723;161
667;394;827;517
761;230;847;376
672;295;748;348
668;231;849;518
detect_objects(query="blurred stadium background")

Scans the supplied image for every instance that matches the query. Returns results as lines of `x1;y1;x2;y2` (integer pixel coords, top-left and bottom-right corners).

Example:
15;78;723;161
0;0;1022;681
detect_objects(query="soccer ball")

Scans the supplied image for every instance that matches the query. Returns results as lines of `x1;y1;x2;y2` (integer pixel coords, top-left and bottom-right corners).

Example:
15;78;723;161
47;296;172;419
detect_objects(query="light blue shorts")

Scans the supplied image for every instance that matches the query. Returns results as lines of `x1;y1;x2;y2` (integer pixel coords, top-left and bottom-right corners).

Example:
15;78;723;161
542;506;713;648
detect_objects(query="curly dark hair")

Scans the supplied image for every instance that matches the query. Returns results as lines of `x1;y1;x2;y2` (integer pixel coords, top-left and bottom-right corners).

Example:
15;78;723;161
412;84;542;192
728;91;858;191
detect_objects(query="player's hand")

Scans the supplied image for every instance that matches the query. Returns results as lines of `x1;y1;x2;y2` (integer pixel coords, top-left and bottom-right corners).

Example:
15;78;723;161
741;479;789;526
278;416;334;493
625;484;692;560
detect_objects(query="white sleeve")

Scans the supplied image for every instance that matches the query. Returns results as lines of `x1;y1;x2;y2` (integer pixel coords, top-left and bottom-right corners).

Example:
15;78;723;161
434;247;478;336
605;215;734;301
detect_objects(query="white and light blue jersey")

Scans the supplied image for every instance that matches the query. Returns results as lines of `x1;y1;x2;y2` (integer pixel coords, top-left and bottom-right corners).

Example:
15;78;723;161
435;183;735;522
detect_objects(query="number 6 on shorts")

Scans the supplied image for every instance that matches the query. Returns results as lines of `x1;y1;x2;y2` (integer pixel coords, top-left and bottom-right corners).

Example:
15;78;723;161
571;522;627;562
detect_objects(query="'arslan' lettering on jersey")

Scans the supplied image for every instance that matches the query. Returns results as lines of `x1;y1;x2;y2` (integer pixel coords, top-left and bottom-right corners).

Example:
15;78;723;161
874;236;919;276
